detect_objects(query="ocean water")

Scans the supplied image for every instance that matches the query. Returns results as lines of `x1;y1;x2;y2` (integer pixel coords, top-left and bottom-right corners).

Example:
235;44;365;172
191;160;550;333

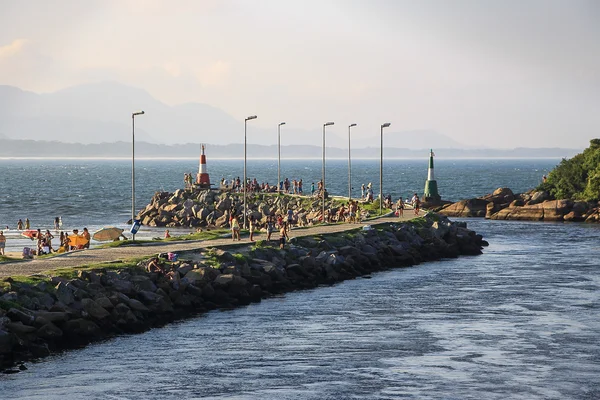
2;158;600;398
0;158;556;252
1;219;599;399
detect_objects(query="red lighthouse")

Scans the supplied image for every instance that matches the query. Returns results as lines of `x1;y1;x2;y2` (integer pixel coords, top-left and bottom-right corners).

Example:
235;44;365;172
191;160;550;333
196;144;211;188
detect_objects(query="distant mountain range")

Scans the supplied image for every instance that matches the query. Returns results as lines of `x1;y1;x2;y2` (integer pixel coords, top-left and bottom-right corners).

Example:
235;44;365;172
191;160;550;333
0;138;579;159
0;81;466;148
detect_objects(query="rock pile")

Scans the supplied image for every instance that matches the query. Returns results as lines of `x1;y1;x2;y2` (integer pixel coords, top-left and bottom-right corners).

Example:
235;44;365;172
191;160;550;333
0;213;486;371
136;190;346;228
438;188;600;222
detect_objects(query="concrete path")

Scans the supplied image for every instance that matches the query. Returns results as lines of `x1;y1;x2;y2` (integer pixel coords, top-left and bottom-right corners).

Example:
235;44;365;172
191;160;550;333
0;214;419;278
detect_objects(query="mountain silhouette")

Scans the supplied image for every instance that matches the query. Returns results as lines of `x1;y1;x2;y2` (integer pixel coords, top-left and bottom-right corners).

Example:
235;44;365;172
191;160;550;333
0;82;465;148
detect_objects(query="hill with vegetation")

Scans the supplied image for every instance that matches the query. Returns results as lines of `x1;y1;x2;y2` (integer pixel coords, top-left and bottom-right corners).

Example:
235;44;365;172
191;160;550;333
537;139;600;201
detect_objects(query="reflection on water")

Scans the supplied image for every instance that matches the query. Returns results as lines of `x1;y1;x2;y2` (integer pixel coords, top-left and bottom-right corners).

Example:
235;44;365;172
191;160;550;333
2;219;600;399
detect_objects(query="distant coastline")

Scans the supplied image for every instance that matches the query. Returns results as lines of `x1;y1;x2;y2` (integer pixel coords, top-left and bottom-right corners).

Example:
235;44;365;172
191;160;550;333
0;139;580;159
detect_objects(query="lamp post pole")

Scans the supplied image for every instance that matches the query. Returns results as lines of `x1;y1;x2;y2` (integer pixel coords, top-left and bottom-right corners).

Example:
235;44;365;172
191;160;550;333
380;122;391;216
322;122;334;223
244;115;257;229
277;122;286;195
131;111;145;241
348;123;357;200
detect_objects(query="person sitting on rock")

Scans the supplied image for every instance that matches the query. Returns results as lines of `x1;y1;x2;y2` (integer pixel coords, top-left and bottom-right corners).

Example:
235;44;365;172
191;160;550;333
146;257;165;274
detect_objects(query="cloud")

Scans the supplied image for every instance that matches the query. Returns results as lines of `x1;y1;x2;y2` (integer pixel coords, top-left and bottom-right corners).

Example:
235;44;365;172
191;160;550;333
0;39;29;59
163;62;181;78
196;61;231;86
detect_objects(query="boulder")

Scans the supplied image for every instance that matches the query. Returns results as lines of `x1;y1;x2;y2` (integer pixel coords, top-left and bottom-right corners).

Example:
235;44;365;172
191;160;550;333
0;329;14;354
213;274;249;287
36;322;63;340
81;298;110;320
62;318;101;338
528;191;550;205
55;281;75;305
127;298;149;312
185;267;220;284
439;198;488;217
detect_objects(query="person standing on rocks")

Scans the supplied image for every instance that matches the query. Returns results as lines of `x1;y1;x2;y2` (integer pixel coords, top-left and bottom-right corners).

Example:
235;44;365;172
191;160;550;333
249;215;256;242
279;222;289;249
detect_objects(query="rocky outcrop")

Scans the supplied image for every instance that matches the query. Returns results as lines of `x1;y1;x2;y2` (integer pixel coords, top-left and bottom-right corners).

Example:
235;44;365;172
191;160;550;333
438;188;600;223
135;190;352;228
0;214;486;372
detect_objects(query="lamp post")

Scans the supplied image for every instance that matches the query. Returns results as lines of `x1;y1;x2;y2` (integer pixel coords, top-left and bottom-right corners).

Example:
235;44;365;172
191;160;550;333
277;122;286;194
322;121;334;223
380;122;391;216
244;115;257;229
348;123;357;200
131;110;145;241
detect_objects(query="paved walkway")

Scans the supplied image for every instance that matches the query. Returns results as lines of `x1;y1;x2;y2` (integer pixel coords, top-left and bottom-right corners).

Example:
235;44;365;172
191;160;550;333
0;214;418;278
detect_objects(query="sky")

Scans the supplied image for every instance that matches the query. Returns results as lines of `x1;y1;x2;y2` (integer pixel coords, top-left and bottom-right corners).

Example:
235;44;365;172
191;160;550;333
0;0;598;148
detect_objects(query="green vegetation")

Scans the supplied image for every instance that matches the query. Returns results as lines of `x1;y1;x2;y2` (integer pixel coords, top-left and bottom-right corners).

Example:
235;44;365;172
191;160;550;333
97;229;229;248
0;255;21;263
163;229;229;242
537;139;600;201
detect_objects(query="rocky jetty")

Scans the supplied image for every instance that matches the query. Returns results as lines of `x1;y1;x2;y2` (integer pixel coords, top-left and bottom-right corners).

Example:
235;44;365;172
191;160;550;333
0;213;486;372
438;187;600;222
136;190;350;228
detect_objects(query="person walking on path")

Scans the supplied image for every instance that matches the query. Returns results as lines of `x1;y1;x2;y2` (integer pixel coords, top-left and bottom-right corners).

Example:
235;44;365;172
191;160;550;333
0;231;6;256
231;216;240;241
266;216;275;241
396;197;405;218
411;193;420;215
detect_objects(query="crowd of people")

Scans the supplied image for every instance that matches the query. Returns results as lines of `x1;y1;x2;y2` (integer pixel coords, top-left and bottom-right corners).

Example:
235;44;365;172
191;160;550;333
22;228;92;257
1;217;95;258
220;176;313;195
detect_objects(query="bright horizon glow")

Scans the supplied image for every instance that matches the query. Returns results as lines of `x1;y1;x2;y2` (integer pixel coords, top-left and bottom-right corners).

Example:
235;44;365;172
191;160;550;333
0;0;598;149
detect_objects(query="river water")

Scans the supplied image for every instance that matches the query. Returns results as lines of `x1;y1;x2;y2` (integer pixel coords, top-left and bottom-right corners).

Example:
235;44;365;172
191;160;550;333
2;218;599;399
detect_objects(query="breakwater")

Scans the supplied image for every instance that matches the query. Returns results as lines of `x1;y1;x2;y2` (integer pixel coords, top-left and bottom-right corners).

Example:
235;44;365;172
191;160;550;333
0;213;486;372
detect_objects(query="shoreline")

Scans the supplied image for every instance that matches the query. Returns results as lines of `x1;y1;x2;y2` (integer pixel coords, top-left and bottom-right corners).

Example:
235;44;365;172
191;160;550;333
0;213;487;372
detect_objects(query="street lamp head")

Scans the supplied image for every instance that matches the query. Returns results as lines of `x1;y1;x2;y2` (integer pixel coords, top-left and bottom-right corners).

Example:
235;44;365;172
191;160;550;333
132;111;145;116
349;123;357;128
381;122;391;128
246;115;257;121
279;122;286;126
324;122;334;127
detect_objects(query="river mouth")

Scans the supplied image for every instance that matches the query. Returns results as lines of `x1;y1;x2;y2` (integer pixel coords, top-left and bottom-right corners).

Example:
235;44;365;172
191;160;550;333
2;219;600;399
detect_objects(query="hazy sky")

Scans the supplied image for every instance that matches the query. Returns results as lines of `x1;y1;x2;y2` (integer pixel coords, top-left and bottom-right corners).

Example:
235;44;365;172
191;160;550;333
1;0;598;148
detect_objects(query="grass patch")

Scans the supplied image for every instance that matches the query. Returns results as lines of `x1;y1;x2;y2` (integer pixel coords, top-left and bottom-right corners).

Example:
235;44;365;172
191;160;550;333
98;239;157;248
232;253;249;263
0;255;22;263
166;229;229;242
